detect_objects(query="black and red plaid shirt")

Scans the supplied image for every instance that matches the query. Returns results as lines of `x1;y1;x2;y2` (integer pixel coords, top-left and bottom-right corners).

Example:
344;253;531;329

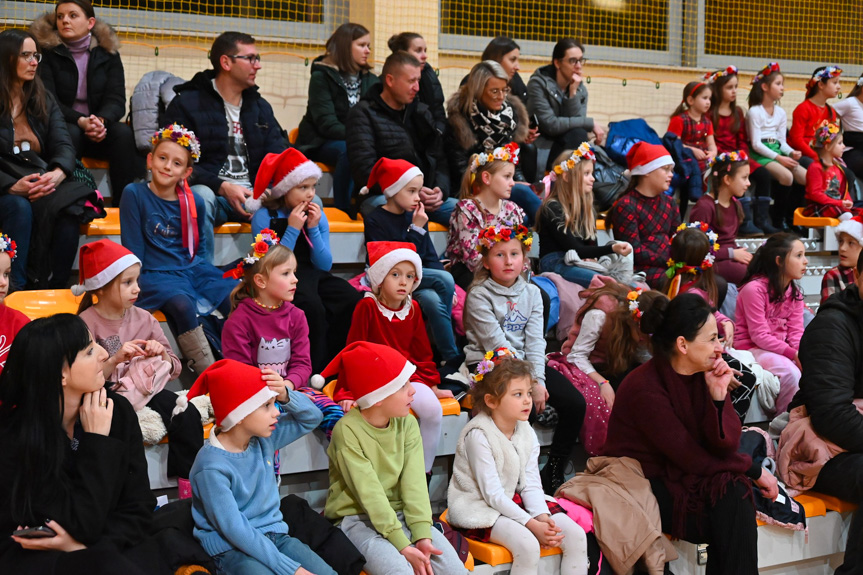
610;189;681;288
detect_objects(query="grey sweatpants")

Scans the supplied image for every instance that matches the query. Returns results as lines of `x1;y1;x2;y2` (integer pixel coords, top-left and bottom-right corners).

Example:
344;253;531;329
339;513;468;575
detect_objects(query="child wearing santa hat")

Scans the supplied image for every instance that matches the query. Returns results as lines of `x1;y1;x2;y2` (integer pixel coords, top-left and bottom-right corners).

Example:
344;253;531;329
343;241;448;475
0;234;28;377
608;142;681;288
180;359;334;575
75;239;203;495
362;157;460;365
822;215;863;303
323;342;469;575
248;148;361;373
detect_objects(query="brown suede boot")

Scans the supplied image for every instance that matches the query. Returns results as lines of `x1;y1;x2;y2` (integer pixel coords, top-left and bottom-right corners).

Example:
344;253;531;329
176;325;215;375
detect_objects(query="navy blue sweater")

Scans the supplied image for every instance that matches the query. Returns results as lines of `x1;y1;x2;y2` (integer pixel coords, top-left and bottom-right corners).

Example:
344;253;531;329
363;207;444;270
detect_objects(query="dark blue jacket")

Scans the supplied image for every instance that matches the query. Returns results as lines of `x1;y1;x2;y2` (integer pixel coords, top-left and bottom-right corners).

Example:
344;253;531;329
165;70;288;194
363;207;444;269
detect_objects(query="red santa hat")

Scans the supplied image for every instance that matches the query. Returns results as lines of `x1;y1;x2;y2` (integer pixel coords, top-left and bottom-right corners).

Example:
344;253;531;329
366;241;423;291
245;148;322;213
837;215;863;245
626;142;674;176
321;341;416;409
71;240;141;296
173;359;278;431
359;157;423;197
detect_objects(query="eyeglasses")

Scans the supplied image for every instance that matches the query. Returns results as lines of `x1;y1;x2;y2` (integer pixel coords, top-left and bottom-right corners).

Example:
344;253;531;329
20;51;42;63
567;57;587;66
228;54;262;64
487;87;511;97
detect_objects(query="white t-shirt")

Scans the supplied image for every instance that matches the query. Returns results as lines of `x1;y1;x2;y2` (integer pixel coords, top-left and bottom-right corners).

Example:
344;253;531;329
213;80;252;188
835;96;863;133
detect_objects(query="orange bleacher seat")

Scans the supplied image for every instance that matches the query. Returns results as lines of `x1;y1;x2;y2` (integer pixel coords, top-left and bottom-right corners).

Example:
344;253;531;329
288;128;332;173
82;157;110;170
806;491;858;513
439;509;551;567
324;207;365;232
5;289;166;322
214;222;252;234
793;207;839;227
83;207;121;235
321;379;460;416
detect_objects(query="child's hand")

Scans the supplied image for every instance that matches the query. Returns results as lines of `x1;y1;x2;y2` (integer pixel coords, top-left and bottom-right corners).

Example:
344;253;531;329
113;340;146;364
412;202;428;228
793;353;802;371
790;150;803;161
843;199;854;210
527;517;563;548
691;147;707;161
400;543;435;575
599;381;615;409
294;569;316;575
612;242;632;256
141;339;165;358
722;321;735;349
306;201;322;228
777;155;798;169
532;384;548;413
261;368;288;402
733;248;752;265
288;202;309;230
432;385;454;399
338;399;356;412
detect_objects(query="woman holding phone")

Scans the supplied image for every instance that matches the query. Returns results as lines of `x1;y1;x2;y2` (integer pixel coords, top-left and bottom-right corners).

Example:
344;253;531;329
0;314;162;575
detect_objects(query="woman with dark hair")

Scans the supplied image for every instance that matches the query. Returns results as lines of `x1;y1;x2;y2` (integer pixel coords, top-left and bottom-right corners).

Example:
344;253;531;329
31;0;145;206
481;36;528;105
527;39;605;170
296;22;379;212
387;32;446;134
444;60;541;224
0;29;100;291
604;293;778;575
0;314;160;574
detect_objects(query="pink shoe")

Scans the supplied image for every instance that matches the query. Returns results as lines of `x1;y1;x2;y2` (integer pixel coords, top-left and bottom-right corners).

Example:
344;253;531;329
178;477;192;499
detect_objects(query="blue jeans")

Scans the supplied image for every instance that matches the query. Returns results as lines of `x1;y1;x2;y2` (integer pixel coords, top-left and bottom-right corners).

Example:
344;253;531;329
360;195;458;226
212;532;336;575
412;267;459;361
194;184;245;264
0;194;32;291
510;183;541;227
540;252;600;287
308;140;352;213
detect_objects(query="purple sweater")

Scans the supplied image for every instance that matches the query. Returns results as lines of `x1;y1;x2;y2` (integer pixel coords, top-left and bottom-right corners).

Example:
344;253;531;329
734;276;804;360
66;34;91;115
222;298;312;388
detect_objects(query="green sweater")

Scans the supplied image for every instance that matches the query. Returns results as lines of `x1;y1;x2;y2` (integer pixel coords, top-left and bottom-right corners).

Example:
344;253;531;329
324;408;432;550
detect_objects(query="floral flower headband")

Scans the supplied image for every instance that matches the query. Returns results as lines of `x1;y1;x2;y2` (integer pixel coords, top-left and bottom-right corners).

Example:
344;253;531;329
151;123;202;163
708;150;749;175
751;62;780;85
223;228;281;279
666;222;719;278
0;233;17;261
627;289;644;321
703;65;737;84
806;66;842;90
546;142;596;183
812;120;841;149
478;223;533;250
472;347;516;383
470;143;520;174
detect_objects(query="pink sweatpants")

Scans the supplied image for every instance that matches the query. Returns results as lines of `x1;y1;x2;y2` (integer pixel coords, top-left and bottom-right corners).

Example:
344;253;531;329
749;349;800;416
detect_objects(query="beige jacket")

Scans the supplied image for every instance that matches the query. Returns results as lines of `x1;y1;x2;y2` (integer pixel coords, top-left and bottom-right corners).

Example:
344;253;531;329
556;456;677;575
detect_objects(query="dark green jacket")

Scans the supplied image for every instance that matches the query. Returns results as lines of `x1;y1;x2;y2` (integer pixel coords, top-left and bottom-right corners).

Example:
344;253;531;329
295;56;380;152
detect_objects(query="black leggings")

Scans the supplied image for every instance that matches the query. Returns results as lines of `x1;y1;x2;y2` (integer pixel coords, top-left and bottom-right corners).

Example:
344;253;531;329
543;365;587;459
650;477;758;575
161;294;231;336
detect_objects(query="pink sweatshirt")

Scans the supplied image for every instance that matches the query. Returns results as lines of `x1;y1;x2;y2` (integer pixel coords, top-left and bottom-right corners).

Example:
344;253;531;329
222;297;312;388
734;276;804;360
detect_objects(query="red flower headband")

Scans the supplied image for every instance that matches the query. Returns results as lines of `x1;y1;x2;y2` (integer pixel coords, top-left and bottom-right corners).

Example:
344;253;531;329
0;233;17;261
703;66;738;84
751;62;780;85
806;66;842;91
223;228;281;279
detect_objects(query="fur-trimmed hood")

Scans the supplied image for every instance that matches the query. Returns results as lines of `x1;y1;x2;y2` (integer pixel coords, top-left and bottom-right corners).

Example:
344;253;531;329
31;12;120;54
445;87;529;151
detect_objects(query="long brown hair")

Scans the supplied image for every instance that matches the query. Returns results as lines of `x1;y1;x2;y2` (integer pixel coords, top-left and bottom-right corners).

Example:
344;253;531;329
706;156;747;229
0;30;48;124
670;81;710;118
536;150;596;240
229;244;295;310
663;227;719;305
575;282;667;375
324;22;371;74
710;73;743;133
747;70;782;107
469;356;535;416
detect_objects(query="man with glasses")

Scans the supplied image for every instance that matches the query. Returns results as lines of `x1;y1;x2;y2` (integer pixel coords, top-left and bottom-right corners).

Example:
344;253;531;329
166;31;287;262
346;51;455;224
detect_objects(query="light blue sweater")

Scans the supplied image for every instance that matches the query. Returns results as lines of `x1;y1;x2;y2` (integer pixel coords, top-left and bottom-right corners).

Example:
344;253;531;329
190;390;323;573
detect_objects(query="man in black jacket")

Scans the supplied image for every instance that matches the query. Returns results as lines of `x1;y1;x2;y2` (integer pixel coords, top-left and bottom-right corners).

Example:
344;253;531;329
346;51;455;224
794;250;863;574
165;31;287;262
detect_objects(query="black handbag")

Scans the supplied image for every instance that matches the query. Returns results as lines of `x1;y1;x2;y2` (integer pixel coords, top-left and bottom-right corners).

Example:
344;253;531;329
0;149;47;180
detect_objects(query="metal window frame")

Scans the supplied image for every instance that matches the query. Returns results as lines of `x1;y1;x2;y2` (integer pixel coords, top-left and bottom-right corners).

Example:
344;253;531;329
695;0;863;77
440;0;684;67
3;1;338;44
